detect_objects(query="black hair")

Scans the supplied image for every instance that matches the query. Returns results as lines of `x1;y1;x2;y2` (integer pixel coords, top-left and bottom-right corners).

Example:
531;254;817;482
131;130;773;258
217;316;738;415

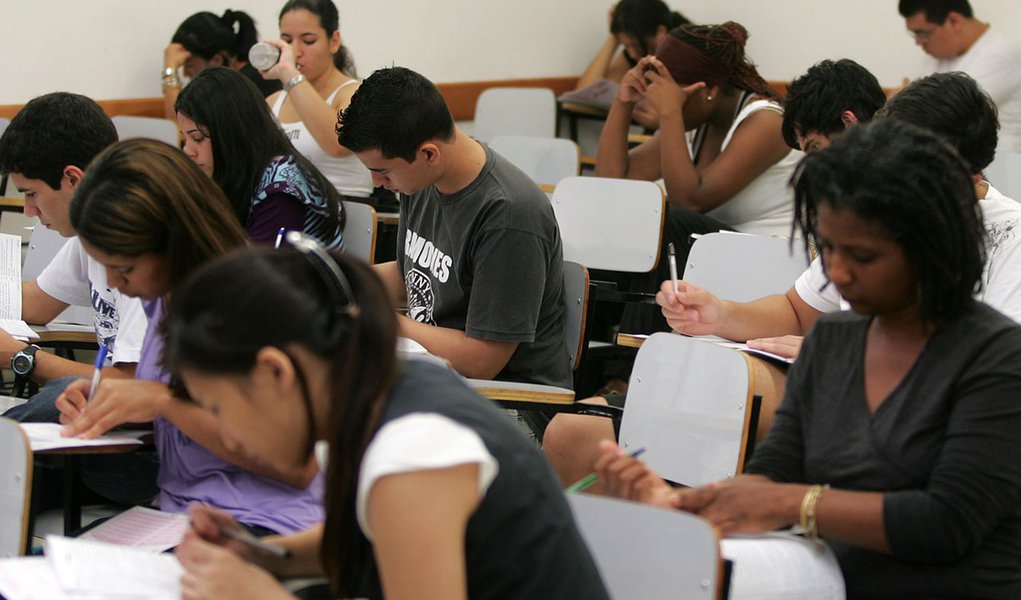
877;71;998;173
781;59;887;150
175;67;343;240
898;0;974;22
172;10;260;61
279;0;357;77
610;0;690;56
0;92;117;189
792;120;985;324
163;247;398;598
337;66;455;162
670;23;780;101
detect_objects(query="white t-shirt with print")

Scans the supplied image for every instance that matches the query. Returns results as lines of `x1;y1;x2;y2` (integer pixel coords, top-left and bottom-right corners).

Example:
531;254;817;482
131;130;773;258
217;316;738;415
35;237;146;365
794;184;1021;322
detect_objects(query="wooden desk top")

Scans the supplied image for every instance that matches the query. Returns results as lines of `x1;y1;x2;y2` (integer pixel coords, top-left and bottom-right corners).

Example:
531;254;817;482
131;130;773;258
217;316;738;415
0;197;25;211
34;329;97;345
376;212;399;226
470;380;576;404
559;102;610;118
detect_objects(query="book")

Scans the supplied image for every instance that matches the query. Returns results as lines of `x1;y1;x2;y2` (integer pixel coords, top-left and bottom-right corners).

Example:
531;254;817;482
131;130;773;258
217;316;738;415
721;532;845;599
47;535;181;598
558;79;619;111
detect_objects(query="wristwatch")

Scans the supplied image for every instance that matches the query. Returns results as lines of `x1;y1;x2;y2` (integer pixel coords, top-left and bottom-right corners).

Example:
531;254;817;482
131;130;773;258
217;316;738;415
11;344;40;378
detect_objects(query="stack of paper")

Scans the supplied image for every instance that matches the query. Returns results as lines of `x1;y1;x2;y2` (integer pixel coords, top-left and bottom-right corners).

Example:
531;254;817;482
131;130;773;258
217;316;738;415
0;233;38;341
0;536;181;600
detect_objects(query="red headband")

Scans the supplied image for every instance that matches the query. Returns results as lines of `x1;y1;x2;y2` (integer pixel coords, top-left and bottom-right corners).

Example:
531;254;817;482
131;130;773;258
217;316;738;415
654;35;732;87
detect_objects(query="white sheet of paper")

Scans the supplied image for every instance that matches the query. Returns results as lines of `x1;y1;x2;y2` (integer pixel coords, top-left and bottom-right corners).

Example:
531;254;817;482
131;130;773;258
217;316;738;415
0;558;111;600
20;423;147;452
721;533;845;600
45;535;181;599
0;233;21;320
78;506;189;553
0;319;39;341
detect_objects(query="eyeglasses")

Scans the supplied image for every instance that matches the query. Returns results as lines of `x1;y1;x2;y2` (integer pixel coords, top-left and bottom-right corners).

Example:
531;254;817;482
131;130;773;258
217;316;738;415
907;25;940;41
285;231;357;317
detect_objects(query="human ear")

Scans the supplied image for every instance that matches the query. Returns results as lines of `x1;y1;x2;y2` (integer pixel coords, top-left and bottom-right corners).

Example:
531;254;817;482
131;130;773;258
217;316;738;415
419;143;441;164
63;165;85;189
840;110;860;128
253;347;297;393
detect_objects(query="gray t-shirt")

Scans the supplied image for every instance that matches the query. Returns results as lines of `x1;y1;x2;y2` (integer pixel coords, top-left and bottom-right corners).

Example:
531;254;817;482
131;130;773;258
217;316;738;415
747;303;1021;599
396;145;571;388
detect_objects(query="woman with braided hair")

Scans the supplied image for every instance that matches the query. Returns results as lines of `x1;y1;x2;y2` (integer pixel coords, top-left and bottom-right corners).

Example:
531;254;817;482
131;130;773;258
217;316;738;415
598;21;802;333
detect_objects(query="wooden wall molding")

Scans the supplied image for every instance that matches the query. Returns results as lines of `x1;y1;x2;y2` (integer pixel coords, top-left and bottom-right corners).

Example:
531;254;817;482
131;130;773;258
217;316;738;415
0;76;581;123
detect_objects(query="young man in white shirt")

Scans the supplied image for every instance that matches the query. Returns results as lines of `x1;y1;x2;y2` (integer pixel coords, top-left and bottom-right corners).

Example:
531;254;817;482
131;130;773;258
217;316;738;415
900;0;1021;151
0;93;147;425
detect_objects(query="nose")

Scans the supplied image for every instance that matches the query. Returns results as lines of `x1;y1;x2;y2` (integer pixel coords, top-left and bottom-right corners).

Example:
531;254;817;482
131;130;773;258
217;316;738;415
105;267;126;290
824;251;853;287
181;138;197;159
370;172;387;188
23;200;39;218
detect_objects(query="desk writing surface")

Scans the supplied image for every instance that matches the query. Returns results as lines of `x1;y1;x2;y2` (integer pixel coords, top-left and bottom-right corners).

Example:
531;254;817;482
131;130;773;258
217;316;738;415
21;423;147;453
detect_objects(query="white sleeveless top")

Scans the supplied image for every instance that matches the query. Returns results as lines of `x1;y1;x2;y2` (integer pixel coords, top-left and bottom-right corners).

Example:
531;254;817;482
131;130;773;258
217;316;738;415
272;79;374;198
690;99;802;237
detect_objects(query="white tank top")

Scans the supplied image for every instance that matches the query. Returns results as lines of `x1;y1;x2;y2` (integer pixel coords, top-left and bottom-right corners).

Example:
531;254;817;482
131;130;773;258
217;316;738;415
272;79;374;198
687;98;802;238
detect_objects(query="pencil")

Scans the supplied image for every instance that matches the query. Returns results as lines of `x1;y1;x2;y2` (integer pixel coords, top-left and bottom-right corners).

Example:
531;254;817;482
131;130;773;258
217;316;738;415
565;448;647;493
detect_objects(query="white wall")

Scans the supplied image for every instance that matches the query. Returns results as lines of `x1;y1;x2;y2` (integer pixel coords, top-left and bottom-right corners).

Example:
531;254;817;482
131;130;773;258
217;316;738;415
2;0;1020;105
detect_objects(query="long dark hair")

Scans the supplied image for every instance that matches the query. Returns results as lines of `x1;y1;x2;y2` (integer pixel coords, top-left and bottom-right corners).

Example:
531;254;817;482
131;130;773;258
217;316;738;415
172;10;260;61
163;247;398;597
670;22;780;101
279;0;357;77
69;138;248;293
792;120;985;324
175;67;344;239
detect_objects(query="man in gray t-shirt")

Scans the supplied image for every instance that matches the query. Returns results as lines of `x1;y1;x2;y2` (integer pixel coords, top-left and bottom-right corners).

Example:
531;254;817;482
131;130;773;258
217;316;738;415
338;66;571;389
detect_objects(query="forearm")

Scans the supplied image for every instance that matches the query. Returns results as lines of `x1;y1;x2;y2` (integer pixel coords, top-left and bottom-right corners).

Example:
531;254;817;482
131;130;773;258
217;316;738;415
162;86;180;121
261;524;324;578
658;112;708;211
160;396;319;489
27;350;93;385
374;262;407;307
595;99;638;177
399;317;513;379
284;80;351;157
712;294;806;342
576;35;619;89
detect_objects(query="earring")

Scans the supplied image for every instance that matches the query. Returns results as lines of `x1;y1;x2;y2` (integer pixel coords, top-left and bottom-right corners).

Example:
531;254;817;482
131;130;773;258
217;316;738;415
707;95;713;101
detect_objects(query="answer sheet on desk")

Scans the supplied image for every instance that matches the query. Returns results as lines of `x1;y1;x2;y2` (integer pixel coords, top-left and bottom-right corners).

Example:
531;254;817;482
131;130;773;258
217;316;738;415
0;558;109;600
20;423;147;452
721;532;845;599
46;535;181;599
78;506;189;553
0;233;20;320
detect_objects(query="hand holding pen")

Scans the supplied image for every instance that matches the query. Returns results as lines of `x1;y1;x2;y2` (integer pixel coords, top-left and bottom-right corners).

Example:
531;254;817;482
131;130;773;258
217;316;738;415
591;441;677;507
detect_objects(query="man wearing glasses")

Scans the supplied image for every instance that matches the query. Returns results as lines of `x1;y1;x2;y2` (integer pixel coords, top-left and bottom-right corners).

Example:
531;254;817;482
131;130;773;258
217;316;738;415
899;0;1021;151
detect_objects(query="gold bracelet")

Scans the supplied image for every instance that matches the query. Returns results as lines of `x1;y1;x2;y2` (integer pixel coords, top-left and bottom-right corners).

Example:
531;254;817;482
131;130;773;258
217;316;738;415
283;73;306;91
799;484;829;540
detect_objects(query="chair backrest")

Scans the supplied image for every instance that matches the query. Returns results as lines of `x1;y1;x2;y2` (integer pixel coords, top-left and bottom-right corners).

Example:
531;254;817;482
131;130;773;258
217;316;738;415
472;87;556;143
552;176;665;272
23;226;93;325
341;201;378;264
683;231;809;302
562;261;589;372
567;493;721;600
0;418;32;557
110;115;179;147
985;150;1021;200
489;135;580;187
619;333;756;487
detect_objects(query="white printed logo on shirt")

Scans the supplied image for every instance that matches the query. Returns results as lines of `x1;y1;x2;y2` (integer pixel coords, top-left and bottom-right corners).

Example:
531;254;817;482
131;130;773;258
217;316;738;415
406;269;436;325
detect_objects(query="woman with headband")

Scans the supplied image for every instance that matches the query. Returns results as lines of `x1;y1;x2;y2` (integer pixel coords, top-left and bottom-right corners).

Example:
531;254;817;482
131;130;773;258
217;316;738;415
597;22;800;333
166;239;608;599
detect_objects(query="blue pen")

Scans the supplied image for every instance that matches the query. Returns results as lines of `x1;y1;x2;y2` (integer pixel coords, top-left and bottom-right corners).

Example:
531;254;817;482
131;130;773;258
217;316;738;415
87;345;109;402
274;227;286;249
